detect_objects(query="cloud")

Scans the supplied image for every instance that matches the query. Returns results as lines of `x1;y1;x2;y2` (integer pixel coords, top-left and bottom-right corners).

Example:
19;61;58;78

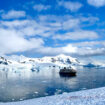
0;13;101;57
33;4;51;11
87;0;105;7
0;17;103;57
0;28;44;55
58;1;83;12
62;44;77;53
0;19;45;55
72;40;105;47
31;42;105;57
35;44;77;56
0;19;54;37
53;30;99;40
69;41;105;57
76;47;105;57
62;19;80;30
1;10;26;19
38;15;99;31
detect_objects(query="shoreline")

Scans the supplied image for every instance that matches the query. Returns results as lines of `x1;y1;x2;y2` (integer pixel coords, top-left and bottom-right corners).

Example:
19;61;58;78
0;87;105;105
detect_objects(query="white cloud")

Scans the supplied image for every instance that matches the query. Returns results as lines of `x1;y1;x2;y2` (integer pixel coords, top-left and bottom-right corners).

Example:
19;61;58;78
62;19;80;29
0;14;101;56
62;44;77;53
38;15;99;31
76;47;105;56
0;18;103;57
53;30;99;40
70;41;105;57
0;19;53;37
32;42;105;57
87;0;105;7
0;19;55;55
0;28;44;54
0;20;31;28
33;4;51;11
58;1;82;12
72;40;105;47
35;44;77;56
1;10;26;19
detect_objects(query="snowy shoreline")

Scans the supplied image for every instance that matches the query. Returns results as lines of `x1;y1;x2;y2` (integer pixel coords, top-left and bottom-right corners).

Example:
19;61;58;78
1;87;105;105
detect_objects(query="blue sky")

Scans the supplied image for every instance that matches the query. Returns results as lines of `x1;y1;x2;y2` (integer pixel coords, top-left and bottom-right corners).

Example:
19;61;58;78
0;0;105;60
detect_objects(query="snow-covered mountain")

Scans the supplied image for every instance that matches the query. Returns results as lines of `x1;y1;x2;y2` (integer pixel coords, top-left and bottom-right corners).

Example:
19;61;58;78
0;54;82;71
0;54;103;70
18;54;81;67
0;56;32;71
0;56;12;65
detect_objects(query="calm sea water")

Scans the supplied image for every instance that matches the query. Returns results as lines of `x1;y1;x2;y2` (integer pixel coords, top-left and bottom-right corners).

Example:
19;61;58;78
0;67;105;102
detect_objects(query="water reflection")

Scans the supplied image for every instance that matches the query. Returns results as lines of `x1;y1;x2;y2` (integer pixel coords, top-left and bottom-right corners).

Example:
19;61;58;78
0;67;105;102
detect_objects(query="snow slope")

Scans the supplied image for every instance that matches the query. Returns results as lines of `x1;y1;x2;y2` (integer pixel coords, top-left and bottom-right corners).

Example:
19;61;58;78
0;56;32;71
1;87;105;105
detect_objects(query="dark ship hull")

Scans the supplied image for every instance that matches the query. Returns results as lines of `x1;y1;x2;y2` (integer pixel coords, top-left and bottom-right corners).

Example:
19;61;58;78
59;68;77;76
